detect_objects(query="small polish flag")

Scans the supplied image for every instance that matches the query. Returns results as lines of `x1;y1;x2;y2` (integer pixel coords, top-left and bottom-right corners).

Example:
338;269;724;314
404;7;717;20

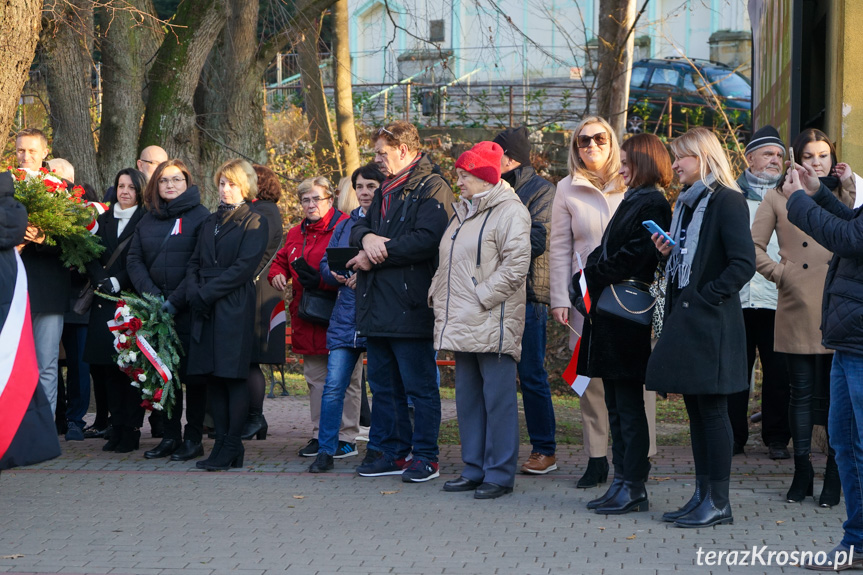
170;218;182;235
267;300;286;343
85;201;109;234
562;251;591;396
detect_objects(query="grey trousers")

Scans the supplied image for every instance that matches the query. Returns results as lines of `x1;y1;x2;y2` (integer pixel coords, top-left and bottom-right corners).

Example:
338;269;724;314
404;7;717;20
454;352;519;488
32;312;64;414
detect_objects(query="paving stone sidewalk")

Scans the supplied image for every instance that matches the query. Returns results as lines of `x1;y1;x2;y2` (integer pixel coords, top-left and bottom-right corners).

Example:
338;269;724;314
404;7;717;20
0;395;849;575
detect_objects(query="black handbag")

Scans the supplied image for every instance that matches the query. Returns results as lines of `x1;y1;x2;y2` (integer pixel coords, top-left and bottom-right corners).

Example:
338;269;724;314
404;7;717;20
73;235;133;315
298;289;337;324
595;279;656;325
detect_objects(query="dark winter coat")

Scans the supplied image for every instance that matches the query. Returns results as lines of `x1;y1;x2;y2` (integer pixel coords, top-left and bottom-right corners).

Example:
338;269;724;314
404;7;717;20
786;184;863;356
349;154;456;339
578;186;671;380
646;184;755;395
321;207;366;351
0;171;61;470
83;206;145;365
269;206;347;355
126;186;209;343
186;204;268;379
250;200;285;364
502;165;555;304
20;239;70;314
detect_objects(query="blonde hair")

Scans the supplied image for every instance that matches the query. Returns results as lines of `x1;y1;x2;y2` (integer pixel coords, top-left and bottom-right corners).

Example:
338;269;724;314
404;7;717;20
670;127;742;193
296;176;333;201
568;116;624;193
214;159;258;200
336;176;359;212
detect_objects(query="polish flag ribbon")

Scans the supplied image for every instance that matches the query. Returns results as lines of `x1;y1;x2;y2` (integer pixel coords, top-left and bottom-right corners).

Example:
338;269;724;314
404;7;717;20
562;251;591;396
268;300;286;343
136;334;173;384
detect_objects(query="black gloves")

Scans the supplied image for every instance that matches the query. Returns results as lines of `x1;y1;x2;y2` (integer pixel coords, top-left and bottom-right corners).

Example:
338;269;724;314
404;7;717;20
161;300;178;315
291;257;320;290
570;271;589;318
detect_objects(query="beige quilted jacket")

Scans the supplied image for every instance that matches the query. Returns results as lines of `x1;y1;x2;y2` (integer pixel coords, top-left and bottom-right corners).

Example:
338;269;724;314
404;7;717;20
428;180;532;361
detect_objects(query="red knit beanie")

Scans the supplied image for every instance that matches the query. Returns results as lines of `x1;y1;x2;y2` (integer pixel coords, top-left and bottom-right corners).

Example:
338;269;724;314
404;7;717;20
455;141;503;185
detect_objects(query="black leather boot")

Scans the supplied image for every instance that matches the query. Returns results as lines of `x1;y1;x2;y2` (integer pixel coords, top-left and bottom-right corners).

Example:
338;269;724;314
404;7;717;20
594;480;648;514
587;475;624;510
102;425;124;452
170;440;204;461
196;434;224;469
787;454;814;503
201;436;244;471
114;428;140;454
576;457;609;488
144;437;181;459
819;451;841;508
662;475;707;522
674;480;733;528
240;412;268;441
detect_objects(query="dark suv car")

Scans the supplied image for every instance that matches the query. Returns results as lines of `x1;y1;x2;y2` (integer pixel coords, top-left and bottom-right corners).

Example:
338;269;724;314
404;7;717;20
627;58;751;138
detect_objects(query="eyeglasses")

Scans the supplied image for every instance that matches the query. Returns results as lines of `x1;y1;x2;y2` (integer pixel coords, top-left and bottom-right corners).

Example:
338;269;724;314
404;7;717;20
158;176;186;186
139;158;159;166
301;196;330;206
576;132;609;148
378;126;394;136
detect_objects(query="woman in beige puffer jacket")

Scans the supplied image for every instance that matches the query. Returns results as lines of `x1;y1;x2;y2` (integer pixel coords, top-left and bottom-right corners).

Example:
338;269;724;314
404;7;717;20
428;141;531;499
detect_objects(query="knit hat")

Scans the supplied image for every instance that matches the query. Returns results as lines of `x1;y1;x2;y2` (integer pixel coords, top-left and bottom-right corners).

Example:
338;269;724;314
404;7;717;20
492;126;531;166
455;141;503;185
745;125;785;156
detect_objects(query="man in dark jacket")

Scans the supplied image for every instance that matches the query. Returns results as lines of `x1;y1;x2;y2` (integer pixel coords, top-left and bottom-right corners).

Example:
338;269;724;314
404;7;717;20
348;121;455;482
784;163;863;569
493;127;558;475
15;128;70;417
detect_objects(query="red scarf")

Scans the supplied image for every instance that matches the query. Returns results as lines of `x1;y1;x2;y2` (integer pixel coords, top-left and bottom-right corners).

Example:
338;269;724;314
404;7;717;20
380;155;422;217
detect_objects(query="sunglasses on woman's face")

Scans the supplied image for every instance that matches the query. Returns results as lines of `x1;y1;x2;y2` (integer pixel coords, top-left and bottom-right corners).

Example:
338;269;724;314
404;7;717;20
576;132;609;148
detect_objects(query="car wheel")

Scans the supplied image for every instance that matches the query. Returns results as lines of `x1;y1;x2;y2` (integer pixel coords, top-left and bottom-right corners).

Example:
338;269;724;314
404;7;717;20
627;115;644;134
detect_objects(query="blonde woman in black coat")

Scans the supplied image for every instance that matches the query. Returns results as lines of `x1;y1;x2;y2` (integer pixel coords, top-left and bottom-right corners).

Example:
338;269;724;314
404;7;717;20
647;127;756;528
186;159;268;471
577;134;672;515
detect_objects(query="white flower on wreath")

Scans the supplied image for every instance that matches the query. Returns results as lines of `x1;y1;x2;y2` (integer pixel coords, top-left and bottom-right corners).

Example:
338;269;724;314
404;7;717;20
119;334;127;343
141;388;152;396
130;381;140;388
152;403;164;411
128;351;137;362
118;306;131;317
138;373;146;382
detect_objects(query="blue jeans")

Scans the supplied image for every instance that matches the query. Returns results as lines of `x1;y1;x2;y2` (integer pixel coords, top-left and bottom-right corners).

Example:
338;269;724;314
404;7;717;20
319;347;364;455
829;351;863;547
62;324;90;427
516;302;556;455
32;313;64;414
366;337;440;462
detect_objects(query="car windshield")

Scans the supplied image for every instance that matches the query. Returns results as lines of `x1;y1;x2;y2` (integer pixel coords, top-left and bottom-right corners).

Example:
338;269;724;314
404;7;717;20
704;69;751;99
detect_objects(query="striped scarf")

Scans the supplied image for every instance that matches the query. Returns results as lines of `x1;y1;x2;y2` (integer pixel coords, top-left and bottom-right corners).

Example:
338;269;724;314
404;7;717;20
380;155;421;217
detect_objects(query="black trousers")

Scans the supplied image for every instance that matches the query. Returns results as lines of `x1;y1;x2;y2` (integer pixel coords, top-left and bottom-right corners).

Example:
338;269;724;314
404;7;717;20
786;353;833;456
685;394;732;481
92;364;144;429
604;378;650;481
727;308;791;448
165;381;207;443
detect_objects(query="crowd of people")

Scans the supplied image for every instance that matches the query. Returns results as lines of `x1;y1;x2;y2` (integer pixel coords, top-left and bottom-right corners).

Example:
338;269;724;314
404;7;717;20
4;117;863;567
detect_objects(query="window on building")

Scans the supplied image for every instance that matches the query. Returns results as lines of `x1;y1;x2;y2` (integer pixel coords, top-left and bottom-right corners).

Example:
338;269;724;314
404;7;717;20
430;20;445;43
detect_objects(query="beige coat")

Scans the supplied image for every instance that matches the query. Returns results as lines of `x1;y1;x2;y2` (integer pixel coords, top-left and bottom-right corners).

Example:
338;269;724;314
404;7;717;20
428;181;532;362
751;186;855;354
549;174;626;348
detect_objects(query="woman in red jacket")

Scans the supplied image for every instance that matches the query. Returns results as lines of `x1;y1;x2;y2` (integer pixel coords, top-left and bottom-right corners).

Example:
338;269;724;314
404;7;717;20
269;177;347;457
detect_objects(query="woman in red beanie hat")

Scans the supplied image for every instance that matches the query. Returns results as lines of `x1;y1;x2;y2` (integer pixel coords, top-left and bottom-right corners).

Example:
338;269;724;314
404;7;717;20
428;141;532;499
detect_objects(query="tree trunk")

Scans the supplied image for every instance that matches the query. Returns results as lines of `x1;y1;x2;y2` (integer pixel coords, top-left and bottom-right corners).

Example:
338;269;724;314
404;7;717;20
97;0;162;186
41;0;100;186
138;0;228;189
332;0;359;177
0;0;42;141
297;16;341;177
595;0;636;137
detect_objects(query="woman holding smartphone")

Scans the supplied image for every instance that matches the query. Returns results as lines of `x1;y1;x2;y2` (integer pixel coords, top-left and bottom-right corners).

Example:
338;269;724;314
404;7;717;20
576;133;672;514
647;127;756;528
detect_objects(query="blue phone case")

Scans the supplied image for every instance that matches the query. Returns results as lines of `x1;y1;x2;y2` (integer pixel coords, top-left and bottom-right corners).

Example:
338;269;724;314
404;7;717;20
642;220;676;246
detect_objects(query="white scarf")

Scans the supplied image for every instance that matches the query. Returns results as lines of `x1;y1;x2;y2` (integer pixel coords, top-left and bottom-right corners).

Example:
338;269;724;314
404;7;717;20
114;203;138;237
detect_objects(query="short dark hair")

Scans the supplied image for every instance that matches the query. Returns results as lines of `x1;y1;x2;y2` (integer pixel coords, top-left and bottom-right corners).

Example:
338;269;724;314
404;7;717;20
113;168;147;206
375;120;421;152
351;163;386;189
142;159;193;209
253;164;283;203
620;133;673;189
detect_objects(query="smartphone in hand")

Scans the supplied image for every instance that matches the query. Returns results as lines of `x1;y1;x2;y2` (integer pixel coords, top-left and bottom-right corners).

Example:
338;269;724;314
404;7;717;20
642;220;676;246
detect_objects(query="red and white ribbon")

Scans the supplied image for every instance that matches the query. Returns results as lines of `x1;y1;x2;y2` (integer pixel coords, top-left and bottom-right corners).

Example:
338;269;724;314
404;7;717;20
0;252;40;458
268;300;286;343
136;334;173;384
562;252;591;396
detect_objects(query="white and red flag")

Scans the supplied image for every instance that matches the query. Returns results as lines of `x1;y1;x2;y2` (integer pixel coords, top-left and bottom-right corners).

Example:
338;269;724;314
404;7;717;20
268;300;286;343
562;252;592;396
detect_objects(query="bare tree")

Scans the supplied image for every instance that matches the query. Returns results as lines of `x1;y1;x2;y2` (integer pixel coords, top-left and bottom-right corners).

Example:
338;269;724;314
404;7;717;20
331;0;359;176
595;0;636;136
0;0;43;141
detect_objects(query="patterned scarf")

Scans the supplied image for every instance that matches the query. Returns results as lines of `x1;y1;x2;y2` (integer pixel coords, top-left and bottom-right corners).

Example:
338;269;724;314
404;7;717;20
666;174;715;289
380;154;421;217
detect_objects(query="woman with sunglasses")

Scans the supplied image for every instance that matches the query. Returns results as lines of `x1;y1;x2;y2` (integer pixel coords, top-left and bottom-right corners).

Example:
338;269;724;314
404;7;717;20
549;116;657;489
126;160;210;461
269;177;348;458
647;127;755;528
